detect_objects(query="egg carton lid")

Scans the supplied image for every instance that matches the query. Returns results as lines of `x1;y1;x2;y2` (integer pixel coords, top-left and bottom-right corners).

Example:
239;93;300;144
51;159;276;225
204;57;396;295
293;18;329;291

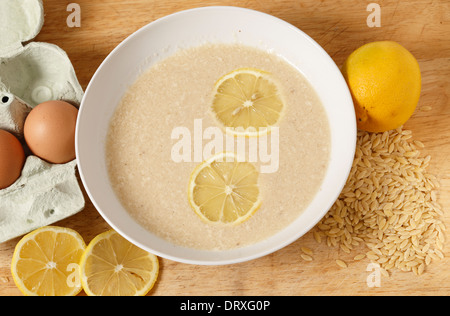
0;0;83;109
0;0;44;58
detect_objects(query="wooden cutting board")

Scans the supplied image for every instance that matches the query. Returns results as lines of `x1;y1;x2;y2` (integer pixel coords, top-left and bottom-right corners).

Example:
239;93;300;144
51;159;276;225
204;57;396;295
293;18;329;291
1;0;449;296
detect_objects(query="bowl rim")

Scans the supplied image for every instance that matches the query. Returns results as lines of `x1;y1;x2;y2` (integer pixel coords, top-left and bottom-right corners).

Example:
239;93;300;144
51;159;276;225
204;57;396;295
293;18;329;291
76;5;356;265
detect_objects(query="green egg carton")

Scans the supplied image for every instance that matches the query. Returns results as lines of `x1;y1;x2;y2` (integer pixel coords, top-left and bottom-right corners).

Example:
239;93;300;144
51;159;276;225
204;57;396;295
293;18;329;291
0;0;85;242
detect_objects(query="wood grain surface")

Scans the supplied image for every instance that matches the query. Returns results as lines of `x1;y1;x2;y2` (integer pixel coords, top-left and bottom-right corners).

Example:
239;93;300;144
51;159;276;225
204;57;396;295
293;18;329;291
1;0;449;296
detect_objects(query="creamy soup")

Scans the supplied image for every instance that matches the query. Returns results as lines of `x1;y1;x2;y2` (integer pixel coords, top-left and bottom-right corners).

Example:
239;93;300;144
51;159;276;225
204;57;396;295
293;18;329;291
106;43;330;250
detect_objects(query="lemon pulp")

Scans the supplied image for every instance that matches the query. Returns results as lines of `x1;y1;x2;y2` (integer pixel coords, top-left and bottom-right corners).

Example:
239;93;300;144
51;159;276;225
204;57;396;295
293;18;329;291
212;68;284;136
11;226;86;296
188;152;261;225
79;229;159;296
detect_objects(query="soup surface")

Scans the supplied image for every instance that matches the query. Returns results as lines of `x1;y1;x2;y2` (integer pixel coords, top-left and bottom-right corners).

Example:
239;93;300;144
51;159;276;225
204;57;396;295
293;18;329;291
106;43;330;250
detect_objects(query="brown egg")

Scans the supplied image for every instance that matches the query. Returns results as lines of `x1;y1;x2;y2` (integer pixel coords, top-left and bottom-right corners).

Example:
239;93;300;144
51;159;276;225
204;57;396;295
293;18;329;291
0;129;26;189
24;101;78;164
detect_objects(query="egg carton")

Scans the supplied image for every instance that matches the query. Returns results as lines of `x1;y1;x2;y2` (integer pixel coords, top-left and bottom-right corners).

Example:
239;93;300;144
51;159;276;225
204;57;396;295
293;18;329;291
0;0;85;242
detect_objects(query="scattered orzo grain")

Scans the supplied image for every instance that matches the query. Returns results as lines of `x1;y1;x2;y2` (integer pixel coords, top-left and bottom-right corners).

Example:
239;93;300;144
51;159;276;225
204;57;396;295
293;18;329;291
301;247;314;256
313;231;322;244
336;259;348;268
315;127;445;275
301;254;313;262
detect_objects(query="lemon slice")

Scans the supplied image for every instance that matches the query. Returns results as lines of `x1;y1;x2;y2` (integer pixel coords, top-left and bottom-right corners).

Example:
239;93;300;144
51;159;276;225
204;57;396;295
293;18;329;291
212;68;284;137
188;152;261;225
79;229;159;296
11;226;86;296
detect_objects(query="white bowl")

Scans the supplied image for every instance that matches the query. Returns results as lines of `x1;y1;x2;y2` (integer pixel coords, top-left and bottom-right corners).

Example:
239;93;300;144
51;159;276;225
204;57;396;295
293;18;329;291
76;6;356;265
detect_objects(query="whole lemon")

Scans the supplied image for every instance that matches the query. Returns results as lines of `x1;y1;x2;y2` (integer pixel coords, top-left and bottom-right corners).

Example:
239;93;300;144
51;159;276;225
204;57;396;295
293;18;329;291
342;41;421;132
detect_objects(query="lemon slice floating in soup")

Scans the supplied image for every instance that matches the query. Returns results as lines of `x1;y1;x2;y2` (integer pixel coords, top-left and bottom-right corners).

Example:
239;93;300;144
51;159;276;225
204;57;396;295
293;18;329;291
188;152;261;225
212;68;284;137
